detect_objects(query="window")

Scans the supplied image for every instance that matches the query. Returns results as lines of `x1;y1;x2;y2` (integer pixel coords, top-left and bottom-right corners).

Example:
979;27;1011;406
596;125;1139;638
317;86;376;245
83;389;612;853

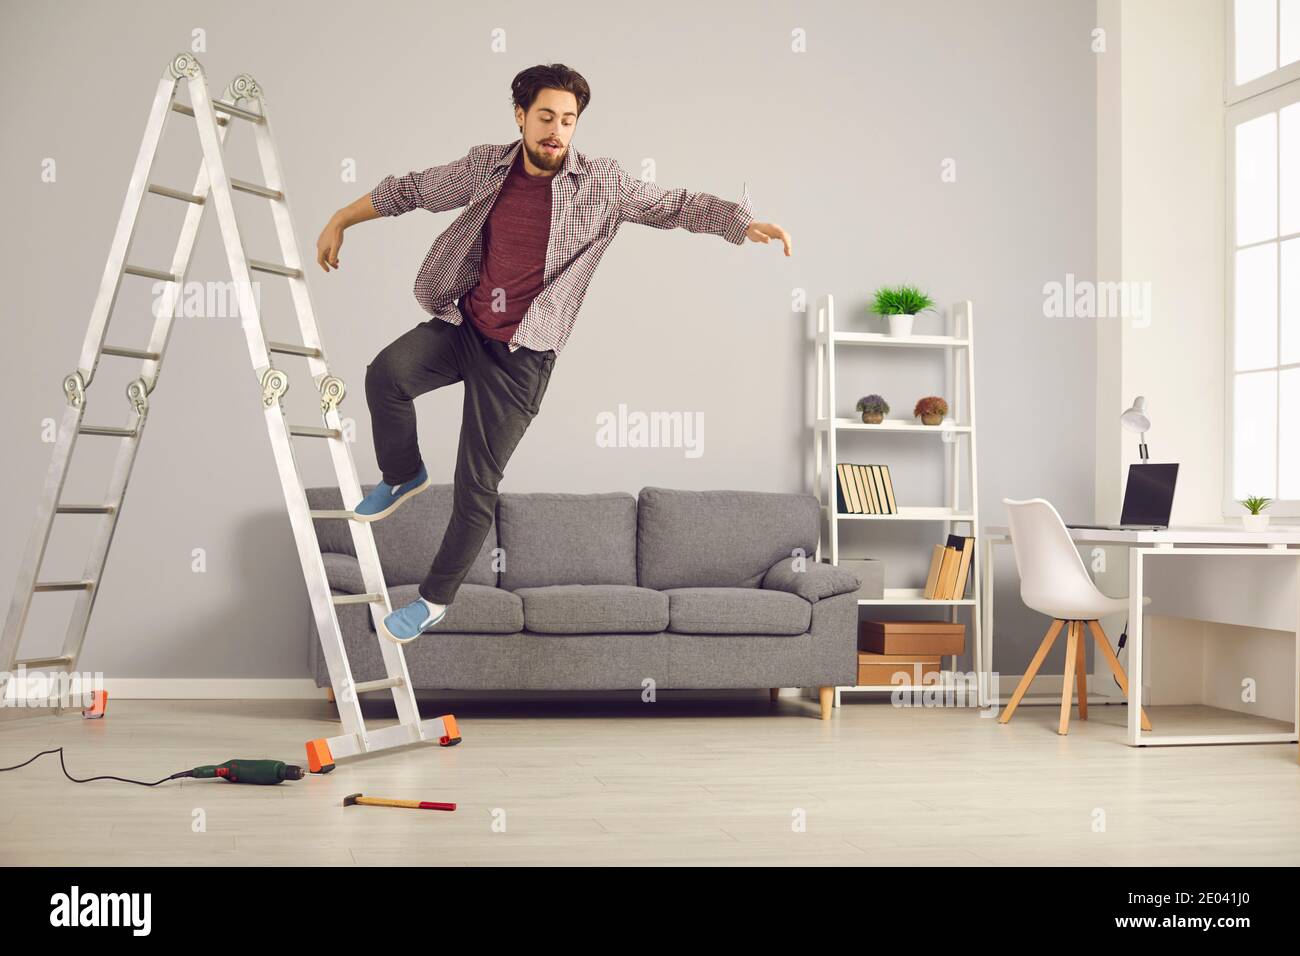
1228;0;1300;100
1226;1;1300;513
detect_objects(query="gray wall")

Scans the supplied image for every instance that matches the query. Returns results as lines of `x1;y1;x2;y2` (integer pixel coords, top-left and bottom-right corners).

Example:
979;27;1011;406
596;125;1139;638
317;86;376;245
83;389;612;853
0;0;1096;680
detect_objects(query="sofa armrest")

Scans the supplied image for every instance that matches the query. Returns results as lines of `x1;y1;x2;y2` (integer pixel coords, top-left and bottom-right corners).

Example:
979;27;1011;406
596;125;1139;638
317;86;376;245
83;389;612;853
761;557;861;603
322;552;367;594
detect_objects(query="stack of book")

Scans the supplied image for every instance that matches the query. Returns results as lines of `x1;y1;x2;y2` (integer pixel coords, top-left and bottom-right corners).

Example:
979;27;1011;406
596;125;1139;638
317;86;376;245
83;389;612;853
835;463;897;514
922;534;974;600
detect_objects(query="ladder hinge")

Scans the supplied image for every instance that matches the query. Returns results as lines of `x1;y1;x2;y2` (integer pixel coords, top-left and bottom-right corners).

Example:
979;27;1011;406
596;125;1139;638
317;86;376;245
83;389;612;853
63;372;86;408
261;367;288;408
126;378;149;417
319;375;345;414
223;73;263;105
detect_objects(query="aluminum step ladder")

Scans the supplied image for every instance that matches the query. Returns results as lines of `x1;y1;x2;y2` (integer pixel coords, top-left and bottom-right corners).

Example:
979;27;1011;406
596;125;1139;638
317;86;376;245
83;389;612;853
0;52;459;771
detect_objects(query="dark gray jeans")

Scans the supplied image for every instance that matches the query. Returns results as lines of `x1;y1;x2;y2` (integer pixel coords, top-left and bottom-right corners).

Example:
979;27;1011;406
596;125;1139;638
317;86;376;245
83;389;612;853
364;303;555;605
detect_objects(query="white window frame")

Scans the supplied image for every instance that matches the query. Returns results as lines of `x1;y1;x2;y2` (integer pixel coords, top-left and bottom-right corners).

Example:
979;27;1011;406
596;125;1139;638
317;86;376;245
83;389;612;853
1225;0;1300;105
1224;0;1300;516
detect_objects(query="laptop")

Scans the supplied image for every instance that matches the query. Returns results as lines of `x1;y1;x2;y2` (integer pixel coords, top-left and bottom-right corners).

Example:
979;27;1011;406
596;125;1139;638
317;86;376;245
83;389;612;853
1069;462;1179;531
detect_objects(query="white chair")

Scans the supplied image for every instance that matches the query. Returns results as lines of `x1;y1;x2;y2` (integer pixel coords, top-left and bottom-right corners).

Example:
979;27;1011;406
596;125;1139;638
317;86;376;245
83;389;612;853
999;498;1151;735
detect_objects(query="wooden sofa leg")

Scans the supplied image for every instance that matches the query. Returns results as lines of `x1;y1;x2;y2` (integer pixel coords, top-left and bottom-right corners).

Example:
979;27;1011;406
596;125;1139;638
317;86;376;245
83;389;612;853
770;688;781;703
818;687;833;720
325;687;336;703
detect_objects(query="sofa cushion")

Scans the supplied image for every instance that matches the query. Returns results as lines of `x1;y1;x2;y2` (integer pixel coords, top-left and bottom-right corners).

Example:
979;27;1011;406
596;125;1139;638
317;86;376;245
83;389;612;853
762;557;865;603
637;487;821;590
388;583;522;634
322;552;367;594
664;587;811;635
498;491;637;589
307;484;498;587
515;584;668;634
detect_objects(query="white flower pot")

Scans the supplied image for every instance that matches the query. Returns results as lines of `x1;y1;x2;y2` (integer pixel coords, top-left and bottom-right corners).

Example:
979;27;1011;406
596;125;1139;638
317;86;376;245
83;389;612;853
887;313;915;337
1242;513;1270;531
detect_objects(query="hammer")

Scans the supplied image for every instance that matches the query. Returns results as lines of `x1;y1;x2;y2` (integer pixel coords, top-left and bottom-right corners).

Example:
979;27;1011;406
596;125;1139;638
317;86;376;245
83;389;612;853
343;792;456;812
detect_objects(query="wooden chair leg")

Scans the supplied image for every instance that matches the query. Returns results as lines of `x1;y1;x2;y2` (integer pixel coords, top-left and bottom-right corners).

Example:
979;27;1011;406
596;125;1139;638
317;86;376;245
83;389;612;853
1086;619;1152;731
1059;622;1079;735
1075;622;1088;721
818;687;833;720
999;619;1065;724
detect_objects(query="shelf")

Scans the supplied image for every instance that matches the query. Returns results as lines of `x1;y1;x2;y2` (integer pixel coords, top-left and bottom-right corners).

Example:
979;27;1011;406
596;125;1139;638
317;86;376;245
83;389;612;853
825;505;975;522
829;331;969;349
858;587;976;606
817;417;971;434
812;294;984;695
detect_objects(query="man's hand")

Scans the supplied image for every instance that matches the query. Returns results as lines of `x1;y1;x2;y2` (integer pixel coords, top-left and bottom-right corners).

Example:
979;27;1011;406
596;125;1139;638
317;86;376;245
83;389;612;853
315;195;382;272
745;221;792;256
316;216;345;272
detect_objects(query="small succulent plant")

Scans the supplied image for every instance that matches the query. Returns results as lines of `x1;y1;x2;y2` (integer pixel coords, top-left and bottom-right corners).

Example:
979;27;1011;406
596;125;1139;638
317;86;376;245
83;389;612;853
913;396;949;420
856;395;890;415
1241;495;1272;515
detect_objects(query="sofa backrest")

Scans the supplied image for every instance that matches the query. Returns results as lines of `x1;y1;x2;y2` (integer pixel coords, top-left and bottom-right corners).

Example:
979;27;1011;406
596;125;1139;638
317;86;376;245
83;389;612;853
497;491;638;590
636;487;821;590
305;483;498;587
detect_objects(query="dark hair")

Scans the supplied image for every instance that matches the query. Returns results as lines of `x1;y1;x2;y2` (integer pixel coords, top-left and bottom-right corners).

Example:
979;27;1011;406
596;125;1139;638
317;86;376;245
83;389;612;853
511;64;591;120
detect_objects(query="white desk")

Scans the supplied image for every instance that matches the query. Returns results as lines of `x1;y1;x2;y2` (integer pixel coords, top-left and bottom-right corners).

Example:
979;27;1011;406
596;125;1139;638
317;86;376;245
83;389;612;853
981;524;1300;747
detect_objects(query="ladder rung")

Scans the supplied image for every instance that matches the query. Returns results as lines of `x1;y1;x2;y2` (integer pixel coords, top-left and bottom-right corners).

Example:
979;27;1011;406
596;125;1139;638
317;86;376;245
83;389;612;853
288;425;341;439
78;424;137;438
147;183;205;205
102;344;162;360
332;592;384;606
353;677;405;694
231;178;284;201
56;504;117;515
124;264;180;283
310;509;356;520
171;101;229;126
211;99;264;123
34;580;95;592
249;259;303;279
15;655;75;669
268;340;322;358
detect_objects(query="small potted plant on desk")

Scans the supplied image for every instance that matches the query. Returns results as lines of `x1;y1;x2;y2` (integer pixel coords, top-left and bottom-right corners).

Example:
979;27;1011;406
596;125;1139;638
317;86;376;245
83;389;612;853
914;395;949;426
856;394;889;424
871;284;936;338
1240;495;1272;531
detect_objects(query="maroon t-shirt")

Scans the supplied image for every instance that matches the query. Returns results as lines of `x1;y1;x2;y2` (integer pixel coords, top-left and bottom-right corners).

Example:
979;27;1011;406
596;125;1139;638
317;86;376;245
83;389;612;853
461;151;552;342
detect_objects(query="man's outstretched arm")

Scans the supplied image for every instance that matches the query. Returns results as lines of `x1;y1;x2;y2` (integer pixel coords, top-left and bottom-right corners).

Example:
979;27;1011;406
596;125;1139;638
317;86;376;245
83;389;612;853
615;163;792;255
316;150;478;272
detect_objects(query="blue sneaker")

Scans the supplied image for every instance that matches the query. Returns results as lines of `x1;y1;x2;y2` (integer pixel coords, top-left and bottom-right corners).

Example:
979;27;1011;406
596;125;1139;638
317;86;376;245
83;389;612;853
352;464;430;522
379;598;448;644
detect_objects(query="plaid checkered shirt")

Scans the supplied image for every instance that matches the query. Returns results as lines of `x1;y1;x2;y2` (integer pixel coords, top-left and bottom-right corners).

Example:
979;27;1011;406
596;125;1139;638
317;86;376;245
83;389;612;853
369;140;754;354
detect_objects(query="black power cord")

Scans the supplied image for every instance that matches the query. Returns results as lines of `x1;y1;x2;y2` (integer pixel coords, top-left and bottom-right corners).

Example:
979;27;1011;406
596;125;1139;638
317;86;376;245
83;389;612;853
0;747;186;787
1111;618;1129;690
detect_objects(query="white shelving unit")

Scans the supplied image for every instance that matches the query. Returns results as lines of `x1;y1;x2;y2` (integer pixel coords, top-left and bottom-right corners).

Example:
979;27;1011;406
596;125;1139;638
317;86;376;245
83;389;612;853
810;294;983;702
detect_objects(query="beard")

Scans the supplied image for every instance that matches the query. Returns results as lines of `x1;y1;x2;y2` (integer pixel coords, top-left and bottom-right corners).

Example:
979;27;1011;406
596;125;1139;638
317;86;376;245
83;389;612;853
522;136;565;172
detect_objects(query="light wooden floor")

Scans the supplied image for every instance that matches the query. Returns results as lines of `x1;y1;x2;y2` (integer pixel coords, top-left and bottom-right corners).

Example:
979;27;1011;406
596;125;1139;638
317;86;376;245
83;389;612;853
1;694;1297;866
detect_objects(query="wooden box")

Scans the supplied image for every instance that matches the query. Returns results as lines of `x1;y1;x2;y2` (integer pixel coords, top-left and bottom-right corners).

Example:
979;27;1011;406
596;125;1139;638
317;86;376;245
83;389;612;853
857;651;942;687
859;620;966;656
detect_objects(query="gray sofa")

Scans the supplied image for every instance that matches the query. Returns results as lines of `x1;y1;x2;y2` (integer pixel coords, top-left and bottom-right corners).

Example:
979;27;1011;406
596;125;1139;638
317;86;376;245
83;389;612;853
306;485;866;719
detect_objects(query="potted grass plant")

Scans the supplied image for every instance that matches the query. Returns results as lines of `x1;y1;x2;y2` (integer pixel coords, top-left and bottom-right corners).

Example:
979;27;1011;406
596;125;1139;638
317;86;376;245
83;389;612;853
913;395;949;426
856;394;889;424
1240;495;1272;531
871;284;936;338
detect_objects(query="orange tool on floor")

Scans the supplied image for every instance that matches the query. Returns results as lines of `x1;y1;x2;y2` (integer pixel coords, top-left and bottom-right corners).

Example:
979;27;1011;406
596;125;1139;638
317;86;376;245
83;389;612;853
81;690;108;719
343;792;456;812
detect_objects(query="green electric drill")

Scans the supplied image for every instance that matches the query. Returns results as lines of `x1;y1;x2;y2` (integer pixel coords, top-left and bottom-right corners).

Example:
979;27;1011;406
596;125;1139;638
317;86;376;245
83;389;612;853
185;759;305;785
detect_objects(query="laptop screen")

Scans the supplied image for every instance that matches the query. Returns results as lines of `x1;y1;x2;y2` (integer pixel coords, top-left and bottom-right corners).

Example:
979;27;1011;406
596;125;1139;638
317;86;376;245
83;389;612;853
1119;463;1179;526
